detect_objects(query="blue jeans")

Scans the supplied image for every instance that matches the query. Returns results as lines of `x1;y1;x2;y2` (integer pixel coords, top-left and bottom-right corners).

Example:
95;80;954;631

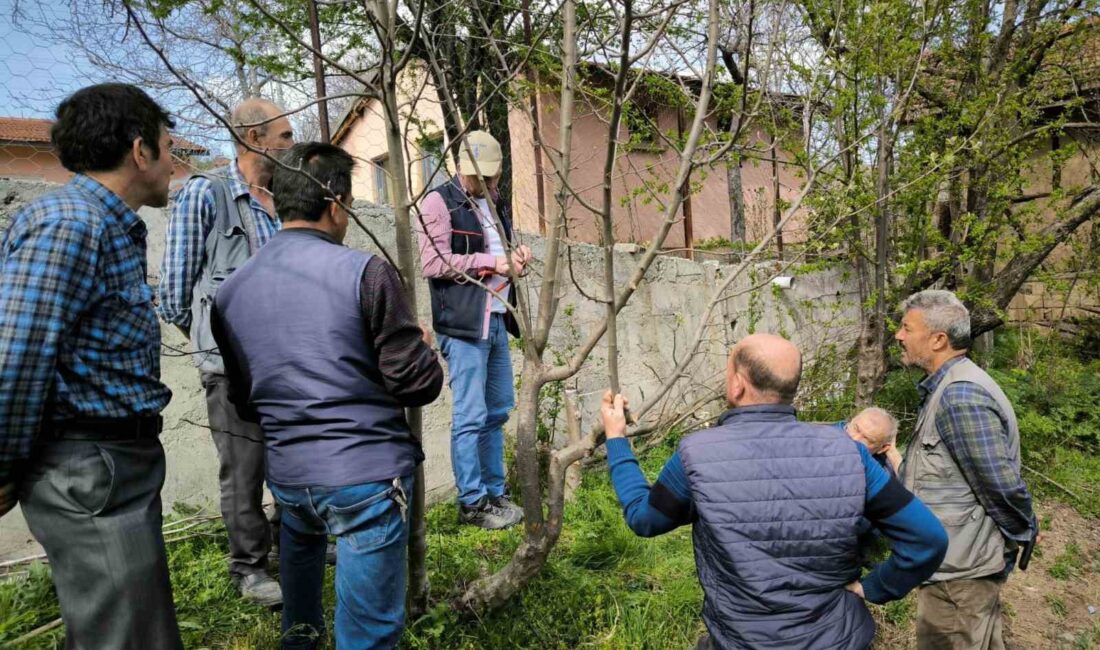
270;475;412;650
438;313;515;506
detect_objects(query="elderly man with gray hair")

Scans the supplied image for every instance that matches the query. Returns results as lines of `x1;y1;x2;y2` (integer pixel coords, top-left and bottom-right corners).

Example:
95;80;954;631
896;289;1037;650
159;97;295;607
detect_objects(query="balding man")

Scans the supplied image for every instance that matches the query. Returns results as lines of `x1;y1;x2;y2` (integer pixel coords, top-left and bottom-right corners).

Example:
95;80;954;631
841;407;902;476
599;333;948;650
158;97;294;607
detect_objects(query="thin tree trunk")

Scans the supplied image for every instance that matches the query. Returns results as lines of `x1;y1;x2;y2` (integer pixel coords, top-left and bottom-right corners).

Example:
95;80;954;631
770;130;783;259
458;0;721;611
855;81;893;405
727;152;746;244
370;0;429;616
600;0;634;393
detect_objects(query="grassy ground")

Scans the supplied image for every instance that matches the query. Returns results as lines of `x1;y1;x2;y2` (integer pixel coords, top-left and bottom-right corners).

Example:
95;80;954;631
0;441;705;649
0;327;1097;648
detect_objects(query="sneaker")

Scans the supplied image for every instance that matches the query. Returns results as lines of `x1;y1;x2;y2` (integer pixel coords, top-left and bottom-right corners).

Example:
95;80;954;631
489;494;524;522
236;571;283;609
458;497;522;530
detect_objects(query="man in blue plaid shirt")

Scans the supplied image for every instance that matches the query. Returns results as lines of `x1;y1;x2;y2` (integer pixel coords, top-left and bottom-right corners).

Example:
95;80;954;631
158;97;293;607
897;289;1036;650
0;84;182;648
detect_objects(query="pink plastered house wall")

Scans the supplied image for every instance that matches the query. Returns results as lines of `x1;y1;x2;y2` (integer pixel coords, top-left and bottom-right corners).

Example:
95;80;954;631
334;67;809;247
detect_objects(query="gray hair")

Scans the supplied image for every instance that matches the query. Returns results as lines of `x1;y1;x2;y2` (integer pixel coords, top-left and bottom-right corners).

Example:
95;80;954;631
900;289;971;350
860;406;899;444
229;98;275;148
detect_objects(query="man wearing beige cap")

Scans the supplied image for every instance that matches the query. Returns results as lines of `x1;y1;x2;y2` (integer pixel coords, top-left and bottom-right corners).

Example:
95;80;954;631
416;131;532;529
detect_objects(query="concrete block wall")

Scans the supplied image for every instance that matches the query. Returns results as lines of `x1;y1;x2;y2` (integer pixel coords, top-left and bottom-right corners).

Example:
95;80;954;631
0;179;861;559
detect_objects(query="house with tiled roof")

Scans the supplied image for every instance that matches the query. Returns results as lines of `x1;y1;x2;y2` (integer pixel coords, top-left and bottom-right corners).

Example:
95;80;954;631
0;116;208;184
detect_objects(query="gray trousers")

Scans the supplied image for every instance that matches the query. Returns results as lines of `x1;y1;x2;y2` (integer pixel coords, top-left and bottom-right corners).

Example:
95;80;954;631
202;372;276;578
18;438;182;650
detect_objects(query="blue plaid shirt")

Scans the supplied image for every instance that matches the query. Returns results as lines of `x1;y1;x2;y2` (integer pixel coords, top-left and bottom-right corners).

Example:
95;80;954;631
0;175;172;484
919;356;1034;541
157;162;280;328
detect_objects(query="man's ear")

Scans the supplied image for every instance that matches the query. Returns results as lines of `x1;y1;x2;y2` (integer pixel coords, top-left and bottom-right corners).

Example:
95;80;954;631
728;371;744;402
131;137;150;171
930;331;950;353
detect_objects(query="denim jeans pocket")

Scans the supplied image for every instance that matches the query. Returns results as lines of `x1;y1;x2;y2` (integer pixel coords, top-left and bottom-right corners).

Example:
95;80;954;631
327;488;402;552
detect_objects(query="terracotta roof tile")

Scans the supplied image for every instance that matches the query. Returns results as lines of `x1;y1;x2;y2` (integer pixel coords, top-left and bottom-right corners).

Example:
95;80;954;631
0;116;208;154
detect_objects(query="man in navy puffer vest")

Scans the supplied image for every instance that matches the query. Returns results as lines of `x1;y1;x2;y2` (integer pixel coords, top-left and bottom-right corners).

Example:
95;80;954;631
599;333;948;650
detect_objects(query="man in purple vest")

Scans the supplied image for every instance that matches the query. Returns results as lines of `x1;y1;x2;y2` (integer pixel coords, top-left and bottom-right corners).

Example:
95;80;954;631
211;142;443;649
599;333;948;650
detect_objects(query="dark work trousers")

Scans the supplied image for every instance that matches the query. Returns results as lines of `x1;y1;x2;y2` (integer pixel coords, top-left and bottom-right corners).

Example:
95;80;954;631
202;372;278;578
18;437;183;650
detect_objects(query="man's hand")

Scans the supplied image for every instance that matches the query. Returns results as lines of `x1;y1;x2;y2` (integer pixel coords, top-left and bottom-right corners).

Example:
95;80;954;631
0;483;17;518
511;245;533;276
600;390;629;439
845;581;865;599
494;256;512;276
420;321;433;346
884;446;903;473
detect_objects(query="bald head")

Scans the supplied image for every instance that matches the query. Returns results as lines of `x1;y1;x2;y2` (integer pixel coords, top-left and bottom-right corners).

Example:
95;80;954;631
229;98;294;175
727;333;802;406
847;407;899;454
230;98;284;149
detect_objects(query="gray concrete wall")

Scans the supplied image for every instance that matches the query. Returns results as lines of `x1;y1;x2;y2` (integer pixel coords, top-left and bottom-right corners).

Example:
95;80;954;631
0;179;860;559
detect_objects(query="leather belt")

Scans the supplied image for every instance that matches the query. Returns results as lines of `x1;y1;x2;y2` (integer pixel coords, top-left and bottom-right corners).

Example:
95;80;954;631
39;415;164;441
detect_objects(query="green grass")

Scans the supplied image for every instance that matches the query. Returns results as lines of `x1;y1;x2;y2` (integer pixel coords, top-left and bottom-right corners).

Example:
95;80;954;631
1048;542;1087;581
0;437;704;650
1046;593;1068;618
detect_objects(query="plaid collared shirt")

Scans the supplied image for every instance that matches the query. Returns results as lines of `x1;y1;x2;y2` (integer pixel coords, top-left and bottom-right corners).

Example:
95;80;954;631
0;175;172;484
919;356;1034;541
157;162;280;328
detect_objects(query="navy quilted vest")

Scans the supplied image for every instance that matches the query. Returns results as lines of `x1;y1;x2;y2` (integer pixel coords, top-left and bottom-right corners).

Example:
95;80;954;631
679;405;873;650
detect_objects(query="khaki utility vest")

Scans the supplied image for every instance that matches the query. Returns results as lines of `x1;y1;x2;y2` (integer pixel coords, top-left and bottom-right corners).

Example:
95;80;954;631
902;357;1020;582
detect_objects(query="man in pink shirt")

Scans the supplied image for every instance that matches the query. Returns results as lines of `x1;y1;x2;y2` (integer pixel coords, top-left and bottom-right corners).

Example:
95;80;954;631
416;131;531;529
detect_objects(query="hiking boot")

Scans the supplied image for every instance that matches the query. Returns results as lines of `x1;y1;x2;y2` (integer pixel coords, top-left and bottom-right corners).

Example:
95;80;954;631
458;497;522;530
489;494;524;522
236;570;283;609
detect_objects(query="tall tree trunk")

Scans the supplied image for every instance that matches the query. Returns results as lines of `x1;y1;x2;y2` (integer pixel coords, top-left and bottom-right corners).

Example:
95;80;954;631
770;129;783;259
855;99;893;406
369;0;429;616
727;152;746;243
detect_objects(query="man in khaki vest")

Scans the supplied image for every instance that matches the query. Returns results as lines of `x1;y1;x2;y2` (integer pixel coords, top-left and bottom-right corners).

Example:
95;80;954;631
896;290;1037;650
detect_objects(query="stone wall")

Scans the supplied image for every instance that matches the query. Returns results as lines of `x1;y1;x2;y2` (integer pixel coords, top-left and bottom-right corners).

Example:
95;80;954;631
0;178;862;559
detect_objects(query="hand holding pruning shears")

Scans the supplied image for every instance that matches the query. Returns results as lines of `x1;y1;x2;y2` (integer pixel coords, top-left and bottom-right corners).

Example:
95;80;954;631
494;245;533;277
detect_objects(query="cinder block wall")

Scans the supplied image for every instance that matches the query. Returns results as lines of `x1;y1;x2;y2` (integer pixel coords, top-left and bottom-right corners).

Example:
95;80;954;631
0;180;861;559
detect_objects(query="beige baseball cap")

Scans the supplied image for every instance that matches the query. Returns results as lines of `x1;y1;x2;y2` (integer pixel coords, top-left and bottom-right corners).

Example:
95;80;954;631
457;130;502;177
